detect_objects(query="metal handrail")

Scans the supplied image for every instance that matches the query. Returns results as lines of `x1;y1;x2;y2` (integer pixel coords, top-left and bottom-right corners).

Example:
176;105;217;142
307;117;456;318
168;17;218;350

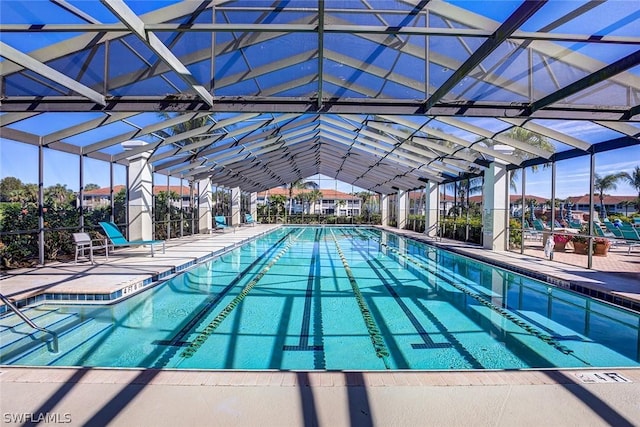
0;293;58;353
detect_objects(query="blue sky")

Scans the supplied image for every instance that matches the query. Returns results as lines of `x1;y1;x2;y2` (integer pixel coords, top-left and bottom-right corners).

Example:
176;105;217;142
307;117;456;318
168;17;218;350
1;136;638;198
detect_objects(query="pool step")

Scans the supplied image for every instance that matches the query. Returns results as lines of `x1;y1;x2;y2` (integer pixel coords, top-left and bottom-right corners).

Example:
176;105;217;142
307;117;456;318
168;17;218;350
0;306;62;332
8;319;113;366
0;310;82;363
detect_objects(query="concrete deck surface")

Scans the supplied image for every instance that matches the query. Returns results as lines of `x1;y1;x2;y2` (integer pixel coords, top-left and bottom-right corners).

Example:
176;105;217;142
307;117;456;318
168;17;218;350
1;225;639;426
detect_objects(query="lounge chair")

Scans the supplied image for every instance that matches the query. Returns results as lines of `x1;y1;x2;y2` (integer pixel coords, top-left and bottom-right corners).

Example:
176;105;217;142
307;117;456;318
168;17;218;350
532;219;548;232
604;221;624;238
73;232;108;264
244;213;257;226
522;220;541;241
618;226;640;254
633;217;640;228
213;215;233;232
98;221;165;257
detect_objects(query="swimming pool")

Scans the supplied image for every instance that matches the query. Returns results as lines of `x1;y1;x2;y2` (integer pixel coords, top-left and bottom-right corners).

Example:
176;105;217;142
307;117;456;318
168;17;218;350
1;226;639;370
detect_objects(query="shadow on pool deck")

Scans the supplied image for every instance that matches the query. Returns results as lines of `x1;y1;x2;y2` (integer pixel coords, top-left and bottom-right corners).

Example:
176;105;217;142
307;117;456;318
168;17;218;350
1;367;639;426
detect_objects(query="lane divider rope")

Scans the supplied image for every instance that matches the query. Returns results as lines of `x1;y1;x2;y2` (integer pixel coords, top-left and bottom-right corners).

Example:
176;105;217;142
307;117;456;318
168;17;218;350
330;229;390;368
181;229;305;358
356;229;583;359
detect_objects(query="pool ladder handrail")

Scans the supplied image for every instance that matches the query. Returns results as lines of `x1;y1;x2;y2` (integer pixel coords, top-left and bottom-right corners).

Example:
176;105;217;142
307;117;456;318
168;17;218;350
0;293;59;353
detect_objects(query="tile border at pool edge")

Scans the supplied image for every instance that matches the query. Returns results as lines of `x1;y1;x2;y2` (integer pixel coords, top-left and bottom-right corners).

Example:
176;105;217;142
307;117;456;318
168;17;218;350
0;230;275;315
1;366;639;387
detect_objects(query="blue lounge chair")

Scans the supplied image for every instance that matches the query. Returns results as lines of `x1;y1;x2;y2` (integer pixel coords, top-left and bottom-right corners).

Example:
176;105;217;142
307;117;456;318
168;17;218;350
214;215;233;232
604;221;624;238
244;213;257;226
99;221;165;257
619;226;640;254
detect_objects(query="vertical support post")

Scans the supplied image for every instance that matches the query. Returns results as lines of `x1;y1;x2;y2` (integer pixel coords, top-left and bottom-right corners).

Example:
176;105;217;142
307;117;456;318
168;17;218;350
482;161;509;251
109;161;115;223
38;141;45;266
380;194;389;227
380;194;389;226
231;187;241;226
250;192;257;219
166;175;171;239
190;181;196;235
180;178;184;237
521;167;526;254
123;140;153;241
588;151;595;269
397;190;408;229
425;181;439;237
198;178;212;233
79;154;84;232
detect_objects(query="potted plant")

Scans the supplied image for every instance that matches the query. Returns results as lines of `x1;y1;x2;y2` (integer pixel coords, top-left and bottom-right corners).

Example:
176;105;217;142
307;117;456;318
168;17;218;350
593;237;611;256
572;233;589;254
553;233;572;251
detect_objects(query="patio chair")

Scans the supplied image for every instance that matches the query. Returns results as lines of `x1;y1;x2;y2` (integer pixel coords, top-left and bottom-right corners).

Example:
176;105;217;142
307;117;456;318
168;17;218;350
532;219;547;232
244;213;257;226
568;220;583;230
213;215;234;232
522;220;541;241
618;227;640;254
604;221;624;238
98;221;165;257
73;232;108;264
633;217;640;228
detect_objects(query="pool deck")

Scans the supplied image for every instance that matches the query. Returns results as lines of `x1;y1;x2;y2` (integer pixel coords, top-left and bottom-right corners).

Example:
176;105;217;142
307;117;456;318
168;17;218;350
1;225;640;426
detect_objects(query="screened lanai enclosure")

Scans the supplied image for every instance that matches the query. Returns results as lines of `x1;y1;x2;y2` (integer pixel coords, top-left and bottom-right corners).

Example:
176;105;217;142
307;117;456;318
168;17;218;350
1;0;639;270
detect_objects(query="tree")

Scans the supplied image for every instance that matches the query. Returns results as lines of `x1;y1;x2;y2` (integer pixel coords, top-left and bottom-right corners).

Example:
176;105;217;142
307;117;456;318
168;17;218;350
285;179;318;216
484;127;555;191
268;194;287;218
84;183;100;191
594;173;628;219
0;177;24;201
44;184;74;208
307;189;323;214
357;191;373;221
622;166;640;211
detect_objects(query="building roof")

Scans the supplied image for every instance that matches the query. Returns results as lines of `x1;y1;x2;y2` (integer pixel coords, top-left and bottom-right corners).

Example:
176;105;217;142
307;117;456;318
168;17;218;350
258;188;359;200
566;194;638;205
1;2;639;194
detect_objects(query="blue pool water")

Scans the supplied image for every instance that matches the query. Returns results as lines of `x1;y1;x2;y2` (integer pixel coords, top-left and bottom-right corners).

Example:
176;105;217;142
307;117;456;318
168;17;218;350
1;226;639;370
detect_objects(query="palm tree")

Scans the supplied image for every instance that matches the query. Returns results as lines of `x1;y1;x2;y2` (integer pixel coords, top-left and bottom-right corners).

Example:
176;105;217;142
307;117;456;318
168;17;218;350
307;189;323;215
44;184;74;208
594;172;628;219
156;113;215;150
285;179;318;216
622;166;640;211
484;127;555;191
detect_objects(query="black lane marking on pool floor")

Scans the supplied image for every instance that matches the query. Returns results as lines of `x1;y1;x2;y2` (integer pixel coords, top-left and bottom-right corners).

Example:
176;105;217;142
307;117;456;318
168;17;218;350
154;230;296;347
346;235;452;350
284;228;324;352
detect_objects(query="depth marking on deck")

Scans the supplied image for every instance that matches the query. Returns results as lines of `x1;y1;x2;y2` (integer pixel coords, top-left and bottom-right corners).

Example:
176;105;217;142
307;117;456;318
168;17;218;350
573;372;632;383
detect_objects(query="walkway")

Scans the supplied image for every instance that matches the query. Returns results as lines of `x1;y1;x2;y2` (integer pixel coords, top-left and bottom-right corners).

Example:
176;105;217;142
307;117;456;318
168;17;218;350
1;225;639;426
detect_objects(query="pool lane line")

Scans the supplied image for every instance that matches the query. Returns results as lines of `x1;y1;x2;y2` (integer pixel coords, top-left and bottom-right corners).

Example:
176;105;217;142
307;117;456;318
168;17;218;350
284;227;324;352
180;229;306;358
329;229;391;369
155;229;299;348
341;229;452;351
366;230;587;361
